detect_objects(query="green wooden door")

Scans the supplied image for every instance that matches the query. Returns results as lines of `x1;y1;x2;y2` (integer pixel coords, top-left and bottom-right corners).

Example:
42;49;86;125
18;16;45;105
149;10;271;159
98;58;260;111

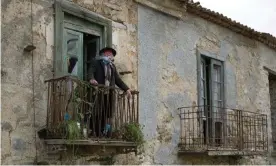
63;28;84;79
210;59;224;145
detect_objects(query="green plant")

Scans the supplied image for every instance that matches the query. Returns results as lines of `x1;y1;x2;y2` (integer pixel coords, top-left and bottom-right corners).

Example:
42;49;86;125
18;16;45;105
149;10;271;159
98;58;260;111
121;123;144;145
66;120;81;141
56;119;81;163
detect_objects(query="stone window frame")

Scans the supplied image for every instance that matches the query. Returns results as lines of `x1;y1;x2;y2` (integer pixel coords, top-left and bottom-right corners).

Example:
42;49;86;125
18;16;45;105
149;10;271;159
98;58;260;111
54;0;112;78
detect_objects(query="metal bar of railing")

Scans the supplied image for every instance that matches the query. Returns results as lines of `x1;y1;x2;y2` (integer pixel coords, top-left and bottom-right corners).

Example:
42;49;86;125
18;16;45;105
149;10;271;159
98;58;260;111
46;82;50;129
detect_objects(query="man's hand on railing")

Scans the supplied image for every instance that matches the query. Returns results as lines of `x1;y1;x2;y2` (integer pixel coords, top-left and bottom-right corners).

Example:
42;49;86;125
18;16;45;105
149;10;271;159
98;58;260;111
126;89;132;99
89;79;98;85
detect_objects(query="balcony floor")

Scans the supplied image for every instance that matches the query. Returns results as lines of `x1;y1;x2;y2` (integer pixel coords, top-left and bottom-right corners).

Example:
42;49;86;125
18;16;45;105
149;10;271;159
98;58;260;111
178;149;267;156
44;138;137;147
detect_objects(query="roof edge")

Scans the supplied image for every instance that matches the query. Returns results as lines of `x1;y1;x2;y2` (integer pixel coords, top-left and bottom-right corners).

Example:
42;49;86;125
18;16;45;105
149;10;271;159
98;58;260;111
186;2;276;50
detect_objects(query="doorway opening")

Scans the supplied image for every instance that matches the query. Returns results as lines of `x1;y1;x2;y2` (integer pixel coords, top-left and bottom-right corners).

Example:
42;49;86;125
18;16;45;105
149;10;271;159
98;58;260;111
269;72;276;151
83;33;100;81
199;55;224;146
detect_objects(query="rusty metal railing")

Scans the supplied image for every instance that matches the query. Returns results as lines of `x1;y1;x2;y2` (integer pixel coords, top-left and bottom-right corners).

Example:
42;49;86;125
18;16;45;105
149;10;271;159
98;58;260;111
178;105;268;154
44;76;139;140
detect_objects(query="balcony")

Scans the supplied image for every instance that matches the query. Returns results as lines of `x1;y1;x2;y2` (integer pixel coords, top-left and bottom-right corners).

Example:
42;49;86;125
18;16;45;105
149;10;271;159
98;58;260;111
178;106;268;156
40;76;140;153
272;107;276;156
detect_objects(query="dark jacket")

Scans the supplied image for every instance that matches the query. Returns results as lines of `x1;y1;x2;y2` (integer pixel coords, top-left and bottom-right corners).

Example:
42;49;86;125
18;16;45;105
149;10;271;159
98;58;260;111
87;59;129;91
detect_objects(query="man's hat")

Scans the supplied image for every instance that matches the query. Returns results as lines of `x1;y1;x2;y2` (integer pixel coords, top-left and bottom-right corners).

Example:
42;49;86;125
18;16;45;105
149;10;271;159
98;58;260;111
99;47;117;56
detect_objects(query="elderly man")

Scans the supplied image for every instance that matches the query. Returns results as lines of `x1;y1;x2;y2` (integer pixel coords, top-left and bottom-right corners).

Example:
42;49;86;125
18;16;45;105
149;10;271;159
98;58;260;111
87;47;131;137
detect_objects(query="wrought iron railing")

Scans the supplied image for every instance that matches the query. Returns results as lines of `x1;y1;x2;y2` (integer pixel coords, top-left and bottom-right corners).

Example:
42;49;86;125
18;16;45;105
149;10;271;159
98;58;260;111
44;76;139;140
178;106;268;154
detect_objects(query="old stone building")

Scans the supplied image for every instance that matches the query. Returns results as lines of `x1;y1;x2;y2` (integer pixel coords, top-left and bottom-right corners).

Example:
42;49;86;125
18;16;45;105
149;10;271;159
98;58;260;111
2;0;276;165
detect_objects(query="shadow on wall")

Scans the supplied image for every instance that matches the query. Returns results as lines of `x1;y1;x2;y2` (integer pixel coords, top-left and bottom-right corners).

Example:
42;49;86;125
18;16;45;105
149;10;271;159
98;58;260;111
269;73;276;151
177;155;241;165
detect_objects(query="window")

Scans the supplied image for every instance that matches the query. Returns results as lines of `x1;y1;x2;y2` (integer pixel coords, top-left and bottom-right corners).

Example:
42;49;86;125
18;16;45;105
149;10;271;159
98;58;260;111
198;54;224;145
199;55;224;114
54;1;112;80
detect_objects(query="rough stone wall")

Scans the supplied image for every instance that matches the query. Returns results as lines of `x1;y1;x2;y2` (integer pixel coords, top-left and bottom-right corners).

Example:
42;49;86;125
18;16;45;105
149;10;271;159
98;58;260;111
1;0;138;164
138;4;276;165
2;0;53;164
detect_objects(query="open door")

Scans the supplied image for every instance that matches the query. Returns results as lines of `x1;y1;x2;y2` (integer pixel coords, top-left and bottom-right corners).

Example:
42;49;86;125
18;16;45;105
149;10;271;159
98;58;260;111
210;59;224;146
83;36;101;136
63;28;84;79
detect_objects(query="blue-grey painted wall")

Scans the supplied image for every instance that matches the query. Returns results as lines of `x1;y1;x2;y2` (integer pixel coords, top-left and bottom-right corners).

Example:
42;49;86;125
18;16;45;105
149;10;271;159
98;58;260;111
138;4;276;164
